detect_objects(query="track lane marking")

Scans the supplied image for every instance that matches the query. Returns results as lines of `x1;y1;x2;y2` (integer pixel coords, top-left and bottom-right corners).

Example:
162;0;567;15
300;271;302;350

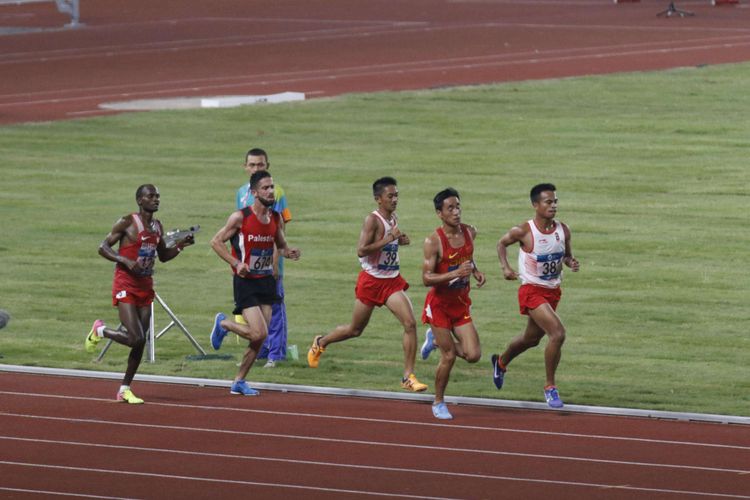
2;391;749;451
1;458;748;499
2;413;750;476
0;461;457;500
2;434;749;476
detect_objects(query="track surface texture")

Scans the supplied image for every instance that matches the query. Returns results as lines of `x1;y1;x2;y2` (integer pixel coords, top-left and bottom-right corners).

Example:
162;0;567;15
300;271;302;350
2;0;750;123
1;371;750;499
3;1;750;497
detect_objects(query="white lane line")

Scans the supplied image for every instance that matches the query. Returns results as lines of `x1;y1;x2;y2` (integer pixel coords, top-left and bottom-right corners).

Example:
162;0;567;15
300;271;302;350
3;31;750;99
1;37;750;110
1;391;749;451
1;20;748;65
0;486;135;499
1;413;749;474
1;459;748;499
0;461;458;500
1;434;748;476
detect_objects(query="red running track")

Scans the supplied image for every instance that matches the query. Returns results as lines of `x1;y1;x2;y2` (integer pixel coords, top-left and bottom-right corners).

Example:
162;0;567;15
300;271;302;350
2;0;750;123
1;372;749;499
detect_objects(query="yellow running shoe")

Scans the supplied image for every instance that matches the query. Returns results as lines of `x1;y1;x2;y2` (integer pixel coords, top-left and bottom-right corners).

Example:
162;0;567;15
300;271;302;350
401;373;428;392
117;389;144;404
307;335;325;368
85;319;104;353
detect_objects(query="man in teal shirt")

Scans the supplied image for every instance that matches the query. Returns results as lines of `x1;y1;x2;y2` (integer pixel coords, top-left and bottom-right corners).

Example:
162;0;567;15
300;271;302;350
235;148;292;366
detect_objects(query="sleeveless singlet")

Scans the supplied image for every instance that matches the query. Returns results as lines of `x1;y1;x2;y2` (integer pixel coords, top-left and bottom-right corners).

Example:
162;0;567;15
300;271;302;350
359;211;400;279
433;224;474;298
518;219;565;289
115;213;161;279
230;207;279;279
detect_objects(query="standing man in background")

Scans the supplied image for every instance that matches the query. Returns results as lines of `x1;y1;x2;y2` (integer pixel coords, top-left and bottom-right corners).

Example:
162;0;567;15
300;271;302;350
236;148;292;368
491;183;579;408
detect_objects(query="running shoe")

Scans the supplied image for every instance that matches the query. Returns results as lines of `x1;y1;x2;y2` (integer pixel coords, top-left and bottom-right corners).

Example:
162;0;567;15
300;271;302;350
431;402;453;420
420;328;436;360
307;335;325;368
210;312;228;350
401;373;428;392
230;380;259;396
263;359;276;369
117;389;144;404
85;319;104;353
491;354;506;390
544;386;564;408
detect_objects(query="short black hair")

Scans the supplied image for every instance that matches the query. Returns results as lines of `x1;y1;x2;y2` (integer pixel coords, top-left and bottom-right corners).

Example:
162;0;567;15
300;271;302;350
530;183;556;203
250;170;272;190
245;148;269;167
372;176;397;197
135;184;155;200
433;188;460;211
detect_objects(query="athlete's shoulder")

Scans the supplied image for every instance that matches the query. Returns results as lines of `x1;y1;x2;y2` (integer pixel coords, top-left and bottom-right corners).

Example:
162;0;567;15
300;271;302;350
462;223;478;239
423;229;441;249
514;220;531;233
558;220;571;237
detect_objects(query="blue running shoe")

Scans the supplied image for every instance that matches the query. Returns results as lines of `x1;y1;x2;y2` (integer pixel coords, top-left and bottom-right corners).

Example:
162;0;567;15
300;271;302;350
210;312;228;350
421;328;436;360
431;402;453;420
230;380;259;396
544;386;564;408
491;354;505;389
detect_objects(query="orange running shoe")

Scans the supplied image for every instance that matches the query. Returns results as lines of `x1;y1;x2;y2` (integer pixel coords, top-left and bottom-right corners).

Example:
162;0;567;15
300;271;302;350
307;335;325;368
401;373;428;392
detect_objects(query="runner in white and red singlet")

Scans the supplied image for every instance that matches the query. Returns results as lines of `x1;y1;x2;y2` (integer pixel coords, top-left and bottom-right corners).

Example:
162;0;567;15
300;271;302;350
492;183;580;408
85;184;194;404
306;176;429;393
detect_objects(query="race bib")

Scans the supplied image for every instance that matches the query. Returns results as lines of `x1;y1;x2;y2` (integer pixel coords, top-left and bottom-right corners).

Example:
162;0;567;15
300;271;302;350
447;264;469;289
136;245;157;276
377;243;399;271
535;252;564;281
249;248;273;276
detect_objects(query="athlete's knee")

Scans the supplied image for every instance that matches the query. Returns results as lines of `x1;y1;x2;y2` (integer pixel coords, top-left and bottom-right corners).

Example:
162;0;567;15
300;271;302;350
465;348;481;364
345;324;366;338
402;317;417;335
548;325;566;345
128;334;146;349
440;348;457;365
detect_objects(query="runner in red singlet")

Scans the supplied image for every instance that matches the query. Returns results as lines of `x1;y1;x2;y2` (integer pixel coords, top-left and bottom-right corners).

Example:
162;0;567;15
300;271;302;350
420;188;485;420
85;184;194;404
209;170;301;396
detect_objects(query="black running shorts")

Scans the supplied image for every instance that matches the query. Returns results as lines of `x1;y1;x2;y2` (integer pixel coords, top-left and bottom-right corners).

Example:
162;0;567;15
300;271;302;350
233;275;280;314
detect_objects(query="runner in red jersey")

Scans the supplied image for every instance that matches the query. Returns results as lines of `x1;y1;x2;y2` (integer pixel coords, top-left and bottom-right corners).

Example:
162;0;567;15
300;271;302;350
209;170;301;396
420;188;485;420
85;184;194;404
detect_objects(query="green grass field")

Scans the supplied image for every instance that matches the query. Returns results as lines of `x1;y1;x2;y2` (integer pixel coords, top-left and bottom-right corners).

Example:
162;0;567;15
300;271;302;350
1;62;748;416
